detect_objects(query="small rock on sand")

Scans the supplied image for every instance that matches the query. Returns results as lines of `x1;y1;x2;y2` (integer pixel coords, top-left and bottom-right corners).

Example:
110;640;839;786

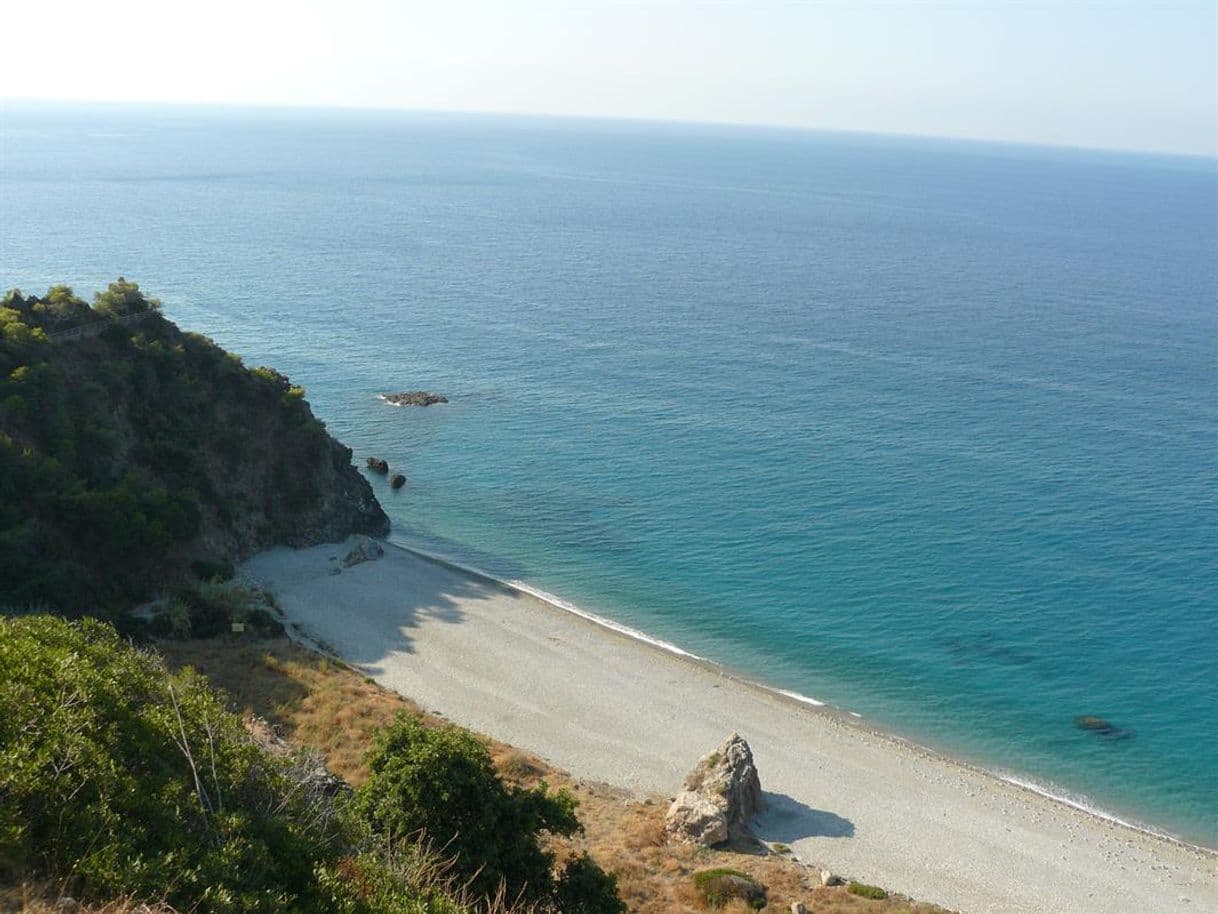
342;534;384;567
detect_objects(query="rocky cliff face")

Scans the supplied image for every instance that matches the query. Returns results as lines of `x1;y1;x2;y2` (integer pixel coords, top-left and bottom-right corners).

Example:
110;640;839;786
0;282;388;610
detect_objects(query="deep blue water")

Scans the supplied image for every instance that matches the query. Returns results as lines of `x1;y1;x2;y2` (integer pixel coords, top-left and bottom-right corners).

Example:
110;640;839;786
2;103;1216;845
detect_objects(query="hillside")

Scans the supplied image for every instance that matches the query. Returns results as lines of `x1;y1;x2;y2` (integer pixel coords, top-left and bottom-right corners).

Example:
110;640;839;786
0;280;387;612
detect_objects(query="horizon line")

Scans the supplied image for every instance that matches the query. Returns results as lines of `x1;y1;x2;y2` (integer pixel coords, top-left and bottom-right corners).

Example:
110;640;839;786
3;95;1216;163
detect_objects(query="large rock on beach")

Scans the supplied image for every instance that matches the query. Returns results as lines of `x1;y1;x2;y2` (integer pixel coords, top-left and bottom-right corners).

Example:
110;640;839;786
666;790;729;846
380;390;448;407
665;733;762;846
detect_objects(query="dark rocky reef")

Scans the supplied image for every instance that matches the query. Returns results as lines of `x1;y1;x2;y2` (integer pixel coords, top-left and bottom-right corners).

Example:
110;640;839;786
380;390;448;407
1074;715;1134;741
366;456;389;473
390;473;407;490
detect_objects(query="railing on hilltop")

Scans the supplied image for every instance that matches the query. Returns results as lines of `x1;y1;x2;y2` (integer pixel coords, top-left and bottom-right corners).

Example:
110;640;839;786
46;309;157;342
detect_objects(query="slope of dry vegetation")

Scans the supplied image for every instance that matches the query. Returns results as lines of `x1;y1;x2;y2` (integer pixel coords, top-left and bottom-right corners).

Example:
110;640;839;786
160;634;956;914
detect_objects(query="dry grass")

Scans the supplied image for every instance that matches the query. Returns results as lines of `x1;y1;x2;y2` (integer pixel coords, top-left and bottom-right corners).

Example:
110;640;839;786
0;885;179;913
159;636;418;786
160;634;957;914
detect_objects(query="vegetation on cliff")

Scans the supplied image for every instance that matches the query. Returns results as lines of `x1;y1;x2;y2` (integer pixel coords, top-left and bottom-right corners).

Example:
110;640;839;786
0;614;624;913
0;280;387;613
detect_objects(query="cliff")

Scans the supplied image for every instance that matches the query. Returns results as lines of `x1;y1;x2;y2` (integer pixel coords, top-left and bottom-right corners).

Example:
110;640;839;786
0;280;388;610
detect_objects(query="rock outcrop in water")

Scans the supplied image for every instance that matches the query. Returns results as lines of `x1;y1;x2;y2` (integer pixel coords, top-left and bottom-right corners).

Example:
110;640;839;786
366;456;389;473
380;391;448;407
665;733;762;847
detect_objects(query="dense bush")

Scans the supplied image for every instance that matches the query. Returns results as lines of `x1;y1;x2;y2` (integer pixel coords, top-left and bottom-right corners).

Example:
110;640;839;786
554;853;628;914
0;614;353;912
357;715;621;910
148;582;285;640
691;867;767;909
317;847;473;914
192;558;237;581
848;881;889;900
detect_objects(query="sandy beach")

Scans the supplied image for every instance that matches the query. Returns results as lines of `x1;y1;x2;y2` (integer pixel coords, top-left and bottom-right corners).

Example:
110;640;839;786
245;540;1218;914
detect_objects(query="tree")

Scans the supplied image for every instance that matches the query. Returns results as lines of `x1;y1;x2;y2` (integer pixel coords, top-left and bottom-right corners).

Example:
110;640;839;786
93;276;161;316
356;715;581;904
554;853;628;914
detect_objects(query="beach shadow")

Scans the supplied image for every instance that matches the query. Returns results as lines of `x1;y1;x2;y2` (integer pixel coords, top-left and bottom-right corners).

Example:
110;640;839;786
263;540;524;667
390;523;532;579
335;554;505;667
754;791;855;841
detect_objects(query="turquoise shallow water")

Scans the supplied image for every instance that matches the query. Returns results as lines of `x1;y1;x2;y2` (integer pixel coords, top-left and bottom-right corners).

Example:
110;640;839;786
2;104;1216;845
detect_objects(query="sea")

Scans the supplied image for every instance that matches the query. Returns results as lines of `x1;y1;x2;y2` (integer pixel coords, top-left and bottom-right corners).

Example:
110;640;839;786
2;103;1215;847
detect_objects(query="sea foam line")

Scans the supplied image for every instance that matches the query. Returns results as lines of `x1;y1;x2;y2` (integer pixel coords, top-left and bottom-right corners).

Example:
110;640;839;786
389;542;705;661
504;579;707;661
992;772;1190;845
775;688;826;707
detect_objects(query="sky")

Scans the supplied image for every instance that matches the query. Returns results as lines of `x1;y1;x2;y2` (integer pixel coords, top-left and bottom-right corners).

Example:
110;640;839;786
2;1;1215;156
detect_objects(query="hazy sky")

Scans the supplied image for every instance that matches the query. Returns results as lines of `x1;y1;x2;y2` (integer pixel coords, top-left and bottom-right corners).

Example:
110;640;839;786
3;1;1215;155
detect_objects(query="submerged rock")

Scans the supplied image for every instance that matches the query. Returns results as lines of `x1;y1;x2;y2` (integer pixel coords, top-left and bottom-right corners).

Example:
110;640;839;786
665;733;762;847
366;456;389;473
1075;715;1112;731
1075;715;1134;741
380;391;448;407
390;473;406;490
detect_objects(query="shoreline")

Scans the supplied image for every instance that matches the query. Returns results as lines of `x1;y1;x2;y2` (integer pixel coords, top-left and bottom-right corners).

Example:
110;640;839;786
245;538;1218;914
384;540;1211;855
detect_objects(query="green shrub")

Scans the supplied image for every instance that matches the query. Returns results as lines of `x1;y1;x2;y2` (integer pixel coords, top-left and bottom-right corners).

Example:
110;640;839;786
192;558;237;581
692;868;767;909
848;881;889;900
356;714;582;904
0;614;355;912
316;846;472;914
158;582;285;639
554;853;627;914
